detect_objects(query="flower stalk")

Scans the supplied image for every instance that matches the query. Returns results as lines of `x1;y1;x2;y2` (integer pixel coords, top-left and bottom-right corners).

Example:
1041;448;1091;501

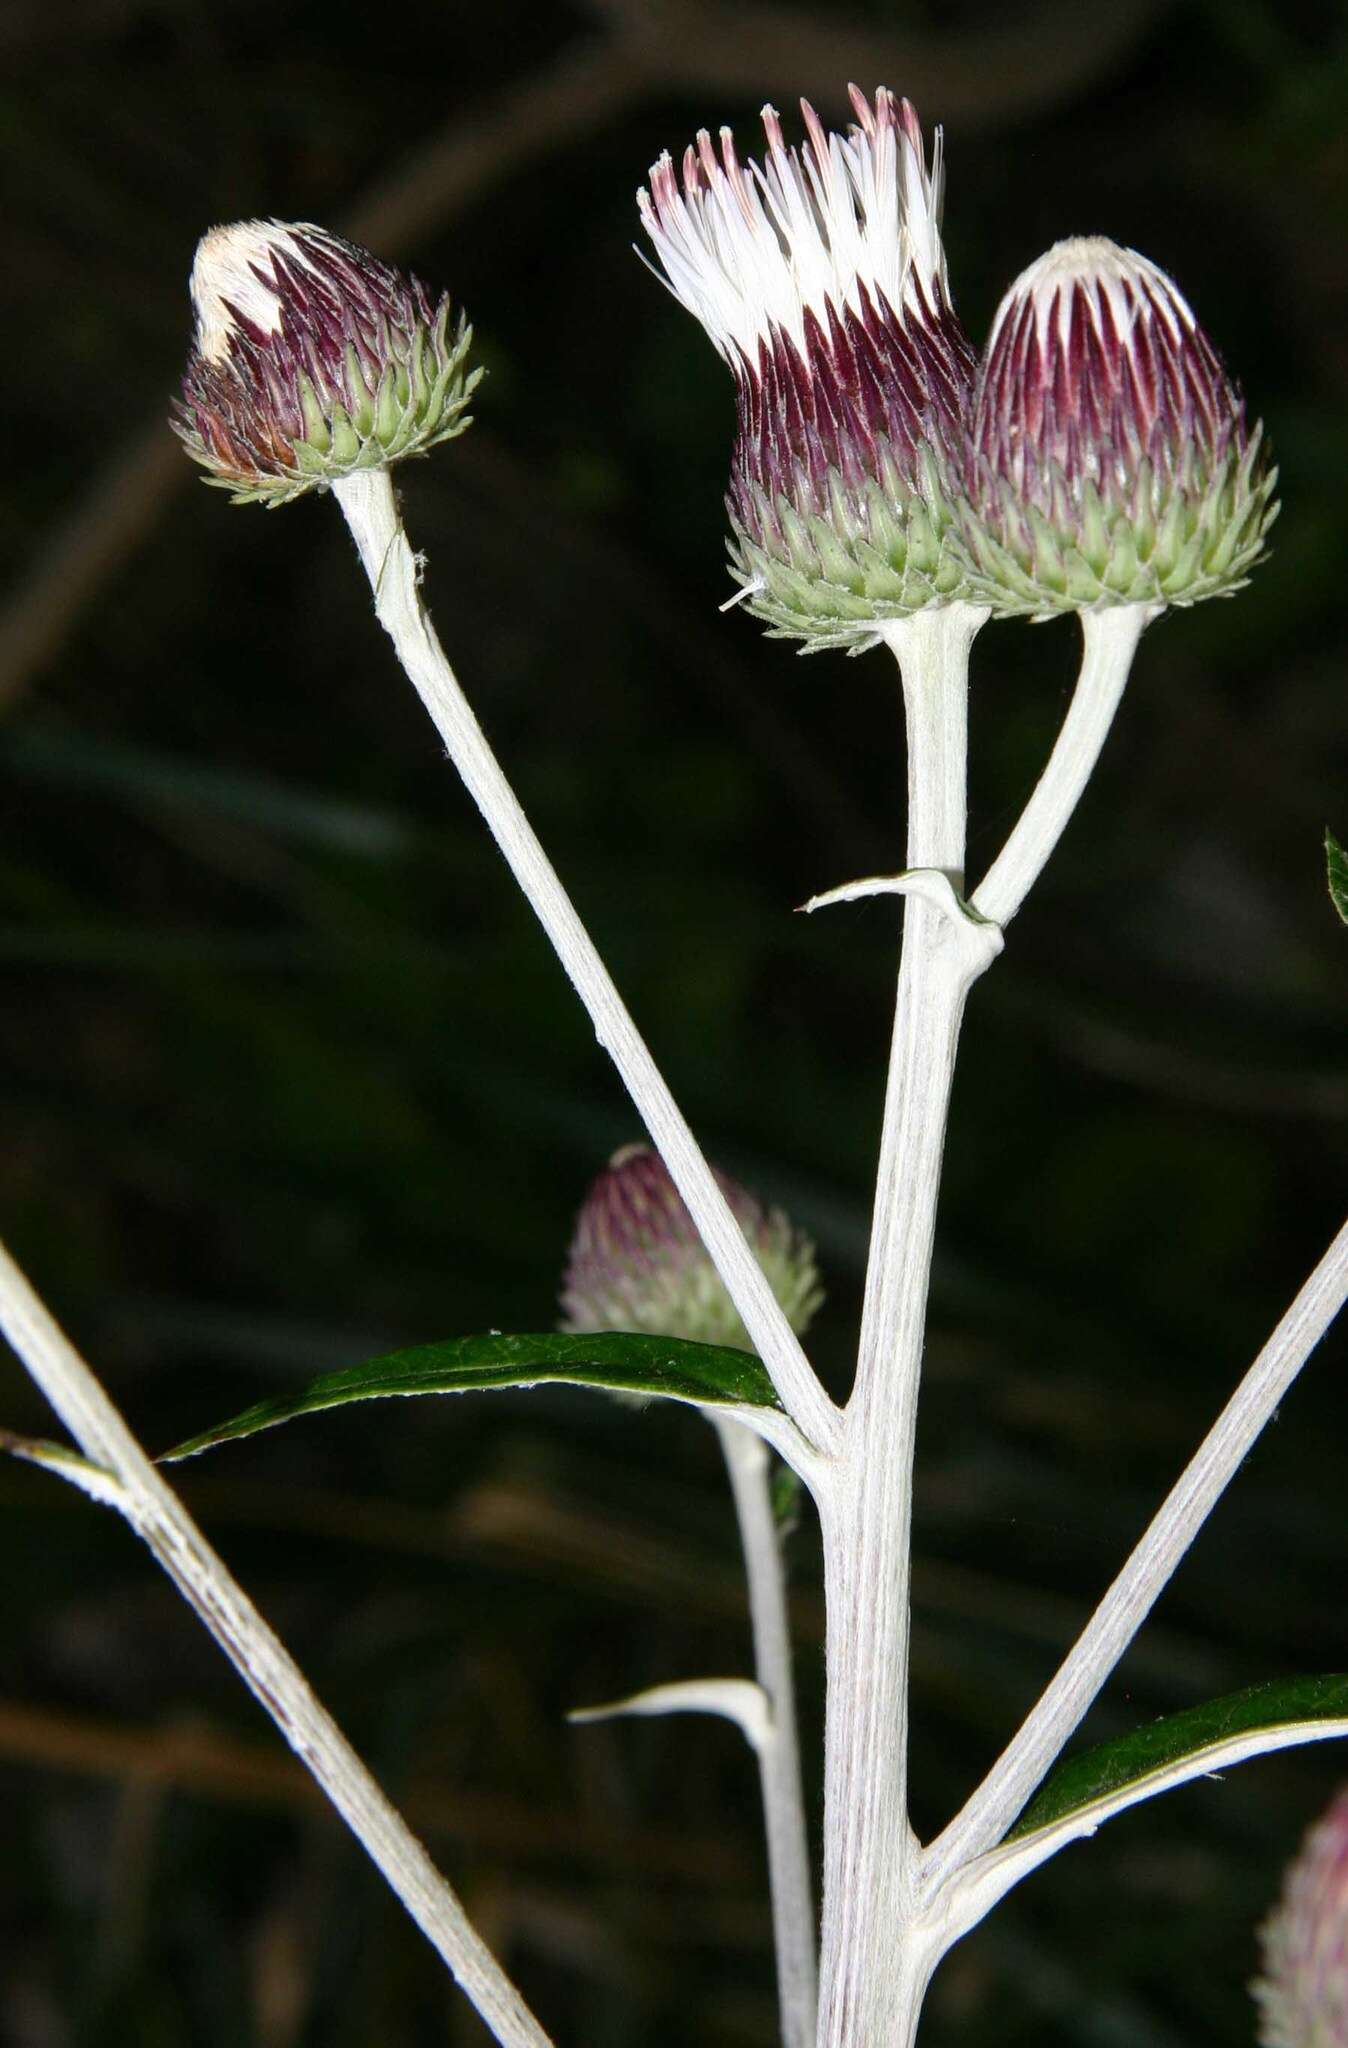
714;1414;818;2048
815;601;997;2046
332;466;840;1458
971;601;1156;927
559;1143;821;2045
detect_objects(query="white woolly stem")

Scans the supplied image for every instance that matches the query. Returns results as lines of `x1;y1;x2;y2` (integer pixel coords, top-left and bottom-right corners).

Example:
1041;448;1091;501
333;468;840;1458
0;1239;552;2048
713;1414;818;2048
815;603;994;2048
971;603;1154;928
922;1212;1348;1899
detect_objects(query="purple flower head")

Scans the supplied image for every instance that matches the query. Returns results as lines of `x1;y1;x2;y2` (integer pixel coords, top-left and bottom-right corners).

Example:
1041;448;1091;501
174;221;479;506
560;1146;822;1350
963;236;1275;615
1254;1783;1348;2045
638;89;977;650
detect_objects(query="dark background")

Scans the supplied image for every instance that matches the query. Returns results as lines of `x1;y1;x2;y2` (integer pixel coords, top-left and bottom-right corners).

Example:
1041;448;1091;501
2;1;1346;2042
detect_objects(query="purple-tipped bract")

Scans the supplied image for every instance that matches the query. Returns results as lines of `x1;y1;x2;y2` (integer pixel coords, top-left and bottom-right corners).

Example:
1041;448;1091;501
1254;1783;1348;2045
639;90;977;649
962;237;1276;614
175;221;478;506
560;1146;822;1349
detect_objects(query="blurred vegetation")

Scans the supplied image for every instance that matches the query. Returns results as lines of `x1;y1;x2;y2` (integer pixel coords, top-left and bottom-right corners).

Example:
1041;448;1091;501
1;0;1346;2042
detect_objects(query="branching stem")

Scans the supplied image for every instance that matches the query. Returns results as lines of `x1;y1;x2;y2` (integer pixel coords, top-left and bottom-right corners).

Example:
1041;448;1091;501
924;1210;1348;1897
320;485;1346;2048
815;603;994;2048
814;601;1175;2045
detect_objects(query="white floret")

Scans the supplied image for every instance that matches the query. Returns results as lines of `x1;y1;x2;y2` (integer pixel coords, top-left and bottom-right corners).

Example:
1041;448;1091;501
990;236;1198;361
189;219;325;364
637;87;949;366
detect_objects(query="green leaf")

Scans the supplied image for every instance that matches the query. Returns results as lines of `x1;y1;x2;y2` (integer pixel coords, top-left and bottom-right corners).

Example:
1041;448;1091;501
1007;1674;1348;1841
1327;828;1348;924
0;1432;129;1509
163;1330;781;1462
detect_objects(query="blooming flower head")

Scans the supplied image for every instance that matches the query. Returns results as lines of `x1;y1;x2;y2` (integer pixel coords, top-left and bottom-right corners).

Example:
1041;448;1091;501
638;88;977;651
1253;1784;1348;2046
174;220;479;506
560;1145;823;1349
962;236;1276;616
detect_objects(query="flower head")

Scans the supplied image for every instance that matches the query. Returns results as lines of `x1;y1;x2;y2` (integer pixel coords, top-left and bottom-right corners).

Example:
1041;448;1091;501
560;1145;823;1349
962;236;1276;616
638;88;977;650
174;220;479;506
1254;1783;1348;2045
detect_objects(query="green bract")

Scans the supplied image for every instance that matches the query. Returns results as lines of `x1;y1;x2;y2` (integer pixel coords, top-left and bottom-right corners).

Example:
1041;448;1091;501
729;446;971;655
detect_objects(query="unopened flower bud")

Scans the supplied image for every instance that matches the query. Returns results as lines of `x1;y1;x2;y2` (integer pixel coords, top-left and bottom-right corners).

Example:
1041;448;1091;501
1253;1784;1348;2046
638;88;976;651
962;237;1276;616
560;1145;822;1349
174;220;479;506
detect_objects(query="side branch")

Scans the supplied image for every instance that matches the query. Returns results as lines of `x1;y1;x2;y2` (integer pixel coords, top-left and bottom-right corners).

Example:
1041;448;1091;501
0;1240;554;2048
713;1415;817;2047
923;1213;1348;1895
333;468;840;1455
971;603;1153;929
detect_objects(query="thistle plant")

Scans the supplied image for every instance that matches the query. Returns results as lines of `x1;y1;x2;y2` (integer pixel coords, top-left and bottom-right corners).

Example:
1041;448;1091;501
0;79;1344;2048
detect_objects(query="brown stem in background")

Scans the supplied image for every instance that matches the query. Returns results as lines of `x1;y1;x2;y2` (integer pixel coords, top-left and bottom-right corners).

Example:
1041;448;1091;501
584;0;1162;121
0;1697;750;1883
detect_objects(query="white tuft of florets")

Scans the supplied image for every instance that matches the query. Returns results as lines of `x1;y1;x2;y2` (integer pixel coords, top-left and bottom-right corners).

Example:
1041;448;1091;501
637;85;948;365
189;220;324;364
988;235;1198;363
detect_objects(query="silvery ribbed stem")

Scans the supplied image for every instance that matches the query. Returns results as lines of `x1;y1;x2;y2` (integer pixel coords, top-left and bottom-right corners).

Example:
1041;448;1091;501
714;1415;818;2048
972;605;1154;927
333;469;840;1459
815;603;990;2048
0;1239;551;2048
924;1211;1348;1899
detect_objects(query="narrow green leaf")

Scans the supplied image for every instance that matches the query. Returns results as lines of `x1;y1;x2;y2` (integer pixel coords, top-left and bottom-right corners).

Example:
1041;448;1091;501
163;1330;781;1463
0;1432;128;1509
1007;1674;1348;1841
1327;828;1348;924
